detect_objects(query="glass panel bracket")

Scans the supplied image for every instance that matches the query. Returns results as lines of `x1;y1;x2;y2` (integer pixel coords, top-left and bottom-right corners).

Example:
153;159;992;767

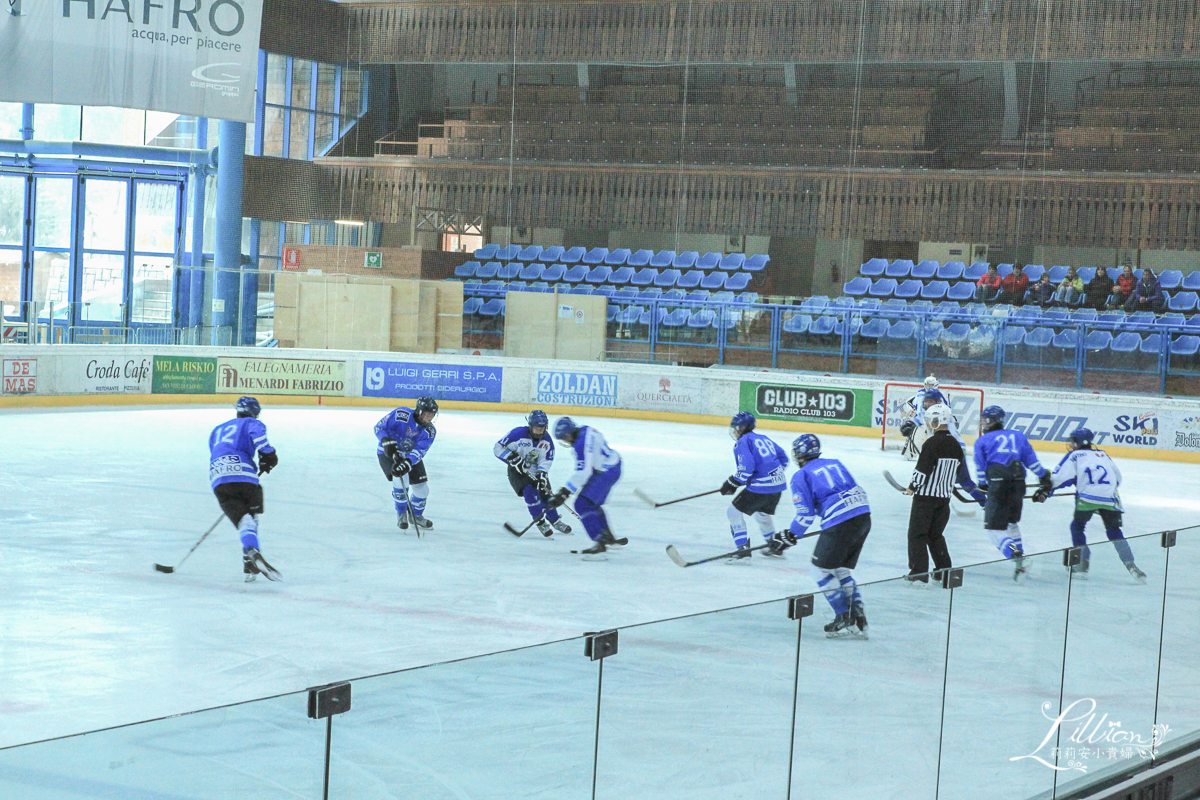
940;567;964;589
1161;530;1177;548
787;595;814;620
1063;547;1084;568
307;681;351;719
584;630;618;661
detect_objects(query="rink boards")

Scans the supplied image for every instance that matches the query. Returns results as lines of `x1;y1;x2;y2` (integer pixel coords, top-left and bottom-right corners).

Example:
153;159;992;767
3;344;1199;462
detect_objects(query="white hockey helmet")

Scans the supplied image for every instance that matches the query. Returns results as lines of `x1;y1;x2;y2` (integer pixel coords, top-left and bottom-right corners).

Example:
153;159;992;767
924;402;953;431
923;375;939;392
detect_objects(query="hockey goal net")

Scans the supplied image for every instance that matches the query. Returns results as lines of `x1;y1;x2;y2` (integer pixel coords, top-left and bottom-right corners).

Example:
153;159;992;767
880;382;985;451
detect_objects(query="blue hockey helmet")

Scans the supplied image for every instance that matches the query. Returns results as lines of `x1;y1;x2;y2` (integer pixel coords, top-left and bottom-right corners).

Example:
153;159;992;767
792;433;821;464
235;396;261;418
553;416;580;442
981;405;1007;427
729;411;756;440
1068;427;1095;447
527;409;549;433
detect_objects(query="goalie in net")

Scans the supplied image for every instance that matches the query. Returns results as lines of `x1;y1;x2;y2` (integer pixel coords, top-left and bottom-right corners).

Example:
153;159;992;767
897;376;968;459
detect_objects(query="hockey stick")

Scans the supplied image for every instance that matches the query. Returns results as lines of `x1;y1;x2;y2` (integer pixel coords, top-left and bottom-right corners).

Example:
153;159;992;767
505;514;549;538
887;470;978;517
634;487;722;508
154;514;226;574
665;530;821;568
396;477;423;539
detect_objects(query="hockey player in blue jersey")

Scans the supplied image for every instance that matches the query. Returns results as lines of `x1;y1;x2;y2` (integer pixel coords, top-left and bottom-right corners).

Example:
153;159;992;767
548;417;623;557
787;434;871;639
374;396;438;531
720;412;789;562
494;410;572;537
974;405;1052;581
1035;427;1147;583
208;396;281;582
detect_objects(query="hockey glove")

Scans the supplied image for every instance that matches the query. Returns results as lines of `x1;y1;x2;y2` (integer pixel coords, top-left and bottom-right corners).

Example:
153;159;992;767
719;477;741;496
771;531;798;549
257;450;279;475
381;438;399;461
503;451;524;469
1032;488;1050;503
392;456;412;477
1039;473;1054;492
547;487;570;509
899;420;917;438
535;472;552;497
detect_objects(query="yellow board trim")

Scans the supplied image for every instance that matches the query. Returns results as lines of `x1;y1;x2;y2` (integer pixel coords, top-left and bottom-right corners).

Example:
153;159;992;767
3;392;1199;464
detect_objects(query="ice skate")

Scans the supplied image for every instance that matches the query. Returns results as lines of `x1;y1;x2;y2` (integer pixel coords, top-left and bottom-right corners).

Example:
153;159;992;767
824;612;857;638
413;515;433;529
578;540;607;560
725;543;752;564
1126;563;1147;584
397;512;408;530
903;573;929;588
1011;545;1028;583
244;547;280;582
551;518;572;535
243;551;258;583
762;538;787;558
536;518;554;538
851;602;869;639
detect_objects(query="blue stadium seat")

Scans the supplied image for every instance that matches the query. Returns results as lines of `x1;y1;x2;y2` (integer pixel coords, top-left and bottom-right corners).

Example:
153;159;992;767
894;279;922;299
1077;267;1096;283
1140;333;1164;355
735;291;760;305
553;283;572;293
455;261;480;278
937;262;965;281
711;291;736;304
701;271;727;290
583;247;609;265
475;244;500;260
1183;271;1200;291
886;320;917;342
997;263;1015;278
698;252;722;270
630;268;657;286
463;297;483;315
800;296;829;314
920;281;949;300
714;308;741;329
829;296;854;311
686;290;711;303
529;282;551;292
933;300;961;320
858;298;881;311
687;308;716;329
912;300;935;313
1048;265;1069;283
869;278;898;298
517;245;543;262
1041;309;1070;325
963;262;988;281
476;261;500;279
1096;311;1125;328
860;258;888;277
886;259;914;279
947;281;974;302
1159;270;1184;290
912;260;939;280
496;244;520;261
609;266;635;285
1110;331;1141;353
1012;306;1042;326
843;277;871;296
651;250;676;268
1106;267;1121;281
1023;265;1045;281
744;254;770;271
724;273;750;291
593;286;616;297
1155;312;1186;328
1126;312;1156;330
782;313;812;335
834;316;865;337
677;270;704;289
518;263;544;281
1072;308;1098;323
674;251;700;269
639;287;663;302
654;269;682;287
562;246;586;264
628;249;653;267
613;287;638;302
1171;335;1200;356
964;302;987;318
569;285;593;295
483;279;505;289
942;322;971;344
538;246;565;263
1002;326;1028;347
1052;329;1078;352
1170;291;1198;312
809;316;837;336
661;289;686;301
720;253;746;271
606;306;619;322
497;262;520;280
617;305;644;325
463;279;482;291
661;308;690;328
605;248;632;266
563;264;588;282
859;318;891;340
1085;330;1112;351
507;281;527;291
479;298;504;316
542;264;566;282
1187;316;1200;334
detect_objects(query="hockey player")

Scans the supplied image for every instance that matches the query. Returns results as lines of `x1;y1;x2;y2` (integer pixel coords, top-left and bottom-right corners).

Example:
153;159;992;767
374;396;438;530
548;417;623;556
898;376;942;458
974;405;1052;581
1035;427;1147;583
208;396;280;582
494;410;572;537
788;434;871;639
719;412;789;562
903;403;983;585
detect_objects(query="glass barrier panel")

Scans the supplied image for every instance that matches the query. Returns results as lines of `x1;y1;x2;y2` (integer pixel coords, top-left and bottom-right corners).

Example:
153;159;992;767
0;692;322;799
594;601;795;800
792;573;950;798
1154;527;1200;753
924;313;1001;385
328;639;596;799
721;305;774;368
1053;530;1169;796
776;308;846;373
938;550;1069;799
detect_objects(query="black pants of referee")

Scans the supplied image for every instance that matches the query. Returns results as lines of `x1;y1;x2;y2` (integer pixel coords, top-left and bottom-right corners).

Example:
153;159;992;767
907;496;952;582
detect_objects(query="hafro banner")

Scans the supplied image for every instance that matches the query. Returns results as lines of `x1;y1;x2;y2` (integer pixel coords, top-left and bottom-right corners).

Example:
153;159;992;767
1;0;262;122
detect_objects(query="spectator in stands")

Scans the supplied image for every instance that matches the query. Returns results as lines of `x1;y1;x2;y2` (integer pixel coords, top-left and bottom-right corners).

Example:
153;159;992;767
1053;266;1085;306
1109;264;1137;309
1025;273;1055;308
975;264;1002;303
1126;268;1166;314
997;268;1030;306
1085;268;1114;310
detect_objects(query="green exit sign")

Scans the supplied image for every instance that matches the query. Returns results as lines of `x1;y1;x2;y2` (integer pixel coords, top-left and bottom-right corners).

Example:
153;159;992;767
364;251;383;269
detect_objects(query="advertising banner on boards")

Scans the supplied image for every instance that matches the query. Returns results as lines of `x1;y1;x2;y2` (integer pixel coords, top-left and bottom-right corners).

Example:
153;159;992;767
58;355;152;394
1;0;263;121
362;361;503;402
620;373;703;413
152;355;217;394
740;381;873;427
532;370;618;407
215;357;345;395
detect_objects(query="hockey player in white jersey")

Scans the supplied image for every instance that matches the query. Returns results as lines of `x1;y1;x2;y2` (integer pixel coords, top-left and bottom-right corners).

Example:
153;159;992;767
548;417;624;557
1034;427;1147;583
898;376;964;458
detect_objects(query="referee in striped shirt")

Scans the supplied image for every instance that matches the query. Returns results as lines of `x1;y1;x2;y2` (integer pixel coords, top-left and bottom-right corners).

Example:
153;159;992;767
903;403;983;584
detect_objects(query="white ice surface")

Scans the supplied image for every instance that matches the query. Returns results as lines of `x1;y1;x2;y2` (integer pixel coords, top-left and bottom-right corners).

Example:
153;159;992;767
1;406;1198;800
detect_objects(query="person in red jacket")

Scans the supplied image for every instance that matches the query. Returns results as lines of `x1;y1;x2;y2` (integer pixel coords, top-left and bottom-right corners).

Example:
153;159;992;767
1109;265;1137;310
975;264;1002;303
997;269;1030;305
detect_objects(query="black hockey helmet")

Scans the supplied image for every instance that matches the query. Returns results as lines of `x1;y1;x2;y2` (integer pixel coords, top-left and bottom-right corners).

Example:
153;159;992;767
415;396;439;426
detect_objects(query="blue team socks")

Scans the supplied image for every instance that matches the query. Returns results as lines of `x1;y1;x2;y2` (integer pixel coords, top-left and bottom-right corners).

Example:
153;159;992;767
814;571;850;615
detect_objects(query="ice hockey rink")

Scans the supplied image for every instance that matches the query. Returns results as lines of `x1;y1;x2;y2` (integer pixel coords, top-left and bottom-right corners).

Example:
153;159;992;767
1;405;1197;799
